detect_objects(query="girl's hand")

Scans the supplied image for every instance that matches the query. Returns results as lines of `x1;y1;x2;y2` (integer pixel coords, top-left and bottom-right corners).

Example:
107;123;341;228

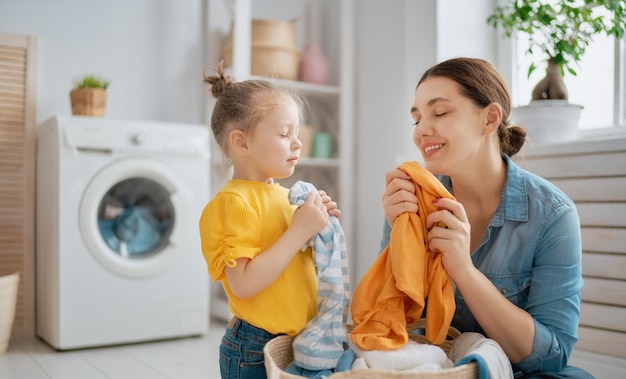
318;190;341;218
382;169;418;226
291;191;329;238
426;198;472;278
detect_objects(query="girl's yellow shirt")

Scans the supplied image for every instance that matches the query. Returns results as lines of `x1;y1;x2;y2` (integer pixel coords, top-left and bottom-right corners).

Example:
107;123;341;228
199;180;317;336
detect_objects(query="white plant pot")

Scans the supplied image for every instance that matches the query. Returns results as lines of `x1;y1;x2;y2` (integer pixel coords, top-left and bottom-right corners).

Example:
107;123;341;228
510;100;583;144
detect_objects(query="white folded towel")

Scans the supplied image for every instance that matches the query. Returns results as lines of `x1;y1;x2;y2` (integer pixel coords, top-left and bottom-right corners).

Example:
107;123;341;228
349;338;453;371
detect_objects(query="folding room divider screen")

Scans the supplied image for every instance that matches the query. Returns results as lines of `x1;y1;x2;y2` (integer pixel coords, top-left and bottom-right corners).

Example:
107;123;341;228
0;32;38;338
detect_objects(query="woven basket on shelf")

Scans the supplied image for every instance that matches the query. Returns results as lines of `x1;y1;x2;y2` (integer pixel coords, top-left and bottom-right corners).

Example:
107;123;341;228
70;88;107;117
221;18;301;80
264;319;478;379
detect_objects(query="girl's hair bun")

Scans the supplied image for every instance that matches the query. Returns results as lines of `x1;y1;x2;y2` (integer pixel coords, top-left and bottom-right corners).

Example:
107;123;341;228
203;60;236;98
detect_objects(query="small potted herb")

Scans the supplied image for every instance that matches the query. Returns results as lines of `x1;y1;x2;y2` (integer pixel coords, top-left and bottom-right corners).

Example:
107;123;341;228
69;74;111;117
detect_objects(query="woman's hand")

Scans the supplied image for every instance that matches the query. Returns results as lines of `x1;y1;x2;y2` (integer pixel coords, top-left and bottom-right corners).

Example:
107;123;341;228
382;169;418;226
318;190;341;218
426;198;472;278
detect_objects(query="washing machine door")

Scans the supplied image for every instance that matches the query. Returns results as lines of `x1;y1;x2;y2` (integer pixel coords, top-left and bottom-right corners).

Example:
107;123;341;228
79;156;190;278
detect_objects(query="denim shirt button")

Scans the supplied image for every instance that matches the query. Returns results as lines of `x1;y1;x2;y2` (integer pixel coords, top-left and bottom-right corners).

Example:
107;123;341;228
501;287;508;294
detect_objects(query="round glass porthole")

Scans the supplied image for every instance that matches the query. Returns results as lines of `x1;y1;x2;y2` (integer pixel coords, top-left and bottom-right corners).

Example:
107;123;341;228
80;157;189;278
97;178;175;259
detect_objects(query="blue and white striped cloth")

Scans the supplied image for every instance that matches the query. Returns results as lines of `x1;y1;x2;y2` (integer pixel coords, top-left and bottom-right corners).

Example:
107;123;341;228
288;181;351;370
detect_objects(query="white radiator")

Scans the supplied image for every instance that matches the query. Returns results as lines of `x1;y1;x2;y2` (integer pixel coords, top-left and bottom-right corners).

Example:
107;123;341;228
516;136;626;377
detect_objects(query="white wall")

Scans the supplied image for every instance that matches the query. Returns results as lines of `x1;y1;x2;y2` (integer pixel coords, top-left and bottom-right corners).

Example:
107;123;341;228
0;0;205;126
353;0;498;283
1;0;500;286
436;0;497;62
353;0;432;285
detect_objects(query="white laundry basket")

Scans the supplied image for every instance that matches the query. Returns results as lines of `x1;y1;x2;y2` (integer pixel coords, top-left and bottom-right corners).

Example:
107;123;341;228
0;272;19;355
264;319;478;379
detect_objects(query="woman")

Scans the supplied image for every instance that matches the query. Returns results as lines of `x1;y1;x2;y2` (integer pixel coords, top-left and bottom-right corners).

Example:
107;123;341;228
381;57;591;378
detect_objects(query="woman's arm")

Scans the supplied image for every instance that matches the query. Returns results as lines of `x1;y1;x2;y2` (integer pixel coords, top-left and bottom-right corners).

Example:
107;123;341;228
513;205;582;373
447;265;536;363
428;198;582;371
426;198;535;363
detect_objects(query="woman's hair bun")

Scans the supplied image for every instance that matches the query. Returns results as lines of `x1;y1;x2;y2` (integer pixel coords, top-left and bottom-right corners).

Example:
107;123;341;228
503;125;527;157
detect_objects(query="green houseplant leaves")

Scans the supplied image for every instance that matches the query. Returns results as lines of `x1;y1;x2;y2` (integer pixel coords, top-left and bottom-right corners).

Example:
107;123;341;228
487;0;626;79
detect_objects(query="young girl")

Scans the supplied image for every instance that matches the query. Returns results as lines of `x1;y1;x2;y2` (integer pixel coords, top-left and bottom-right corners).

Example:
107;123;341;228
199;62;341;379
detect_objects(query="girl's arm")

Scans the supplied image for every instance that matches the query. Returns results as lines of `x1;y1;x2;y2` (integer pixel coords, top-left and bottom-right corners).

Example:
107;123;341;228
224;191;329;299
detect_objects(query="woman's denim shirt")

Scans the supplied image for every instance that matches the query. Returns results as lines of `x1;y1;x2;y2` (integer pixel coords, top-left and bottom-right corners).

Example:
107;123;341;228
380;155;583;375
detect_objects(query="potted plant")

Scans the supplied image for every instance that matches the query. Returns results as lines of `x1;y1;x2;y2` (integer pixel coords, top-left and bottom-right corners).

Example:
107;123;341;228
487;0;626;143
70;74;111;117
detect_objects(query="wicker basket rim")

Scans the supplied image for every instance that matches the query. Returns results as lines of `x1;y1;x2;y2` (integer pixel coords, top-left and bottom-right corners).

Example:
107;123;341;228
221;44;300;53
70;87;107;93
263;319;478;379
226;17;303;26
264;335;478;379
0;272;19;284
250;18;301;26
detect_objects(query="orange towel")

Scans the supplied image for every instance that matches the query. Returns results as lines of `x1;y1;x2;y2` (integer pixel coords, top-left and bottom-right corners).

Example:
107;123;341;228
350;161;456;350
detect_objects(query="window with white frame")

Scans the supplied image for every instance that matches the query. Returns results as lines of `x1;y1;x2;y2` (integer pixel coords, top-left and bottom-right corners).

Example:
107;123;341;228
512;34;625;133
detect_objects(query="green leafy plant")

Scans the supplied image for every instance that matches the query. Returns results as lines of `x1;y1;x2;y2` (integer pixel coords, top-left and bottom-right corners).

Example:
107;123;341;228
487;0;626;79
72;74;111;90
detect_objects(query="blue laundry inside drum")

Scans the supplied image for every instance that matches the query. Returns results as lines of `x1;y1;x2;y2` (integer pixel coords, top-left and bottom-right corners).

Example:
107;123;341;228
99;205;172;257
96;177;175;258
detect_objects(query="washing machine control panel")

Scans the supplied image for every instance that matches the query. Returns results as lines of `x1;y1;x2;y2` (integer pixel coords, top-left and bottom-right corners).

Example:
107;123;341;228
60;117;209;158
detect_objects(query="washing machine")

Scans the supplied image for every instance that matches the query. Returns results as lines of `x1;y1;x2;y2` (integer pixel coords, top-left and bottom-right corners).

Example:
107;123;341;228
36;115;210;350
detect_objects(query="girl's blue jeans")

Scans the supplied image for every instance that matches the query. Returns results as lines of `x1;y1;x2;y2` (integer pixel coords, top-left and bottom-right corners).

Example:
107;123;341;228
219;317;281;379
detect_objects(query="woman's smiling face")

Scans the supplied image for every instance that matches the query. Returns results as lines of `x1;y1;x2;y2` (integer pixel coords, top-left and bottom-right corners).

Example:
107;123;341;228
411;76;486;175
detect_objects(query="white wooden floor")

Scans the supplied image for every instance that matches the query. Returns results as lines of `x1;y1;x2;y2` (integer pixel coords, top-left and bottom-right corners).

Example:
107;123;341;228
2;316;625;379
0;317;226;379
